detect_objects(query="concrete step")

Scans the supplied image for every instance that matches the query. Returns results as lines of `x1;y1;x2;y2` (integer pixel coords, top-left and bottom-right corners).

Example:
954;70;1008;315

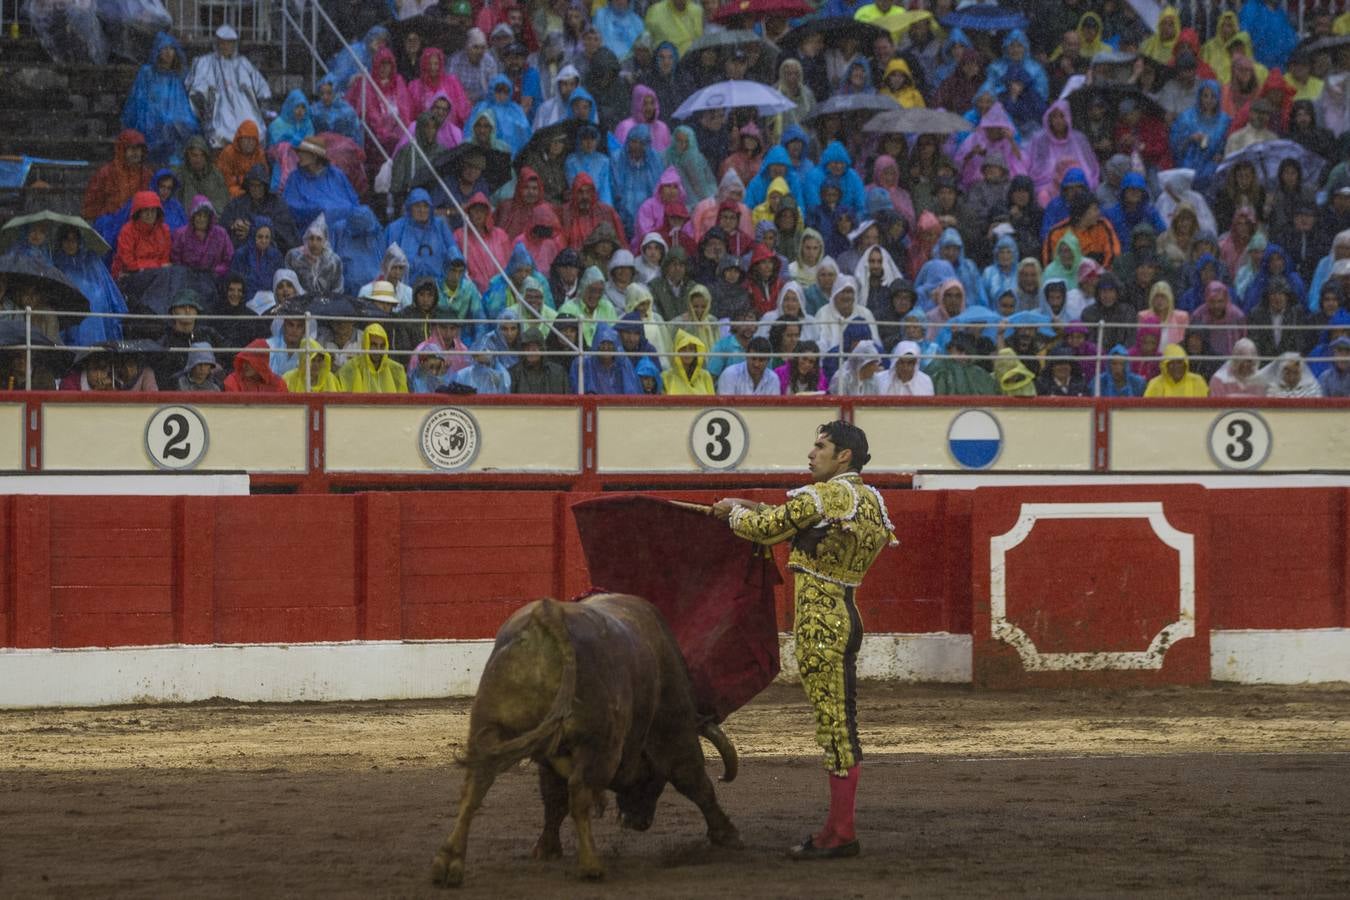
0;135;115;165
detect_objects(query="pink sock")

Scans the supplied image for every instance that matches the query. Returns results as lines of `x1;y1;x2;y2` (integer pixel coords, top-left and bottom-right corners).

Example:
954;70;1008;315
821;765;859;845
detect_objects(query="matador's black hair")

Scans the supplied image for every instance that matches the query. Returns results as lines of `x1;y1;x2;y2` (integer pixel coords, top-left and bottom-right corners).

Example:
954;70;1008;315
818;420;870;472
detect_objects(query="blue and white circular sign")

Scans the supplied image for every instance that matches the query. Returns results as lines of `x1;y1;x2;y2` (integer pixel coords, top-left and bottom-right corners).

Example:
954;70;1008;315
947;409;1003;470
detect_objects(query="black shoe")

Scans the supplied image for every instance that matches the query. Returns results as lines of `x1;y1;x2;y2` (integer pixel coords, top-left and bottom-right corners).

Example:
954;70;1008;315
787;835;861;861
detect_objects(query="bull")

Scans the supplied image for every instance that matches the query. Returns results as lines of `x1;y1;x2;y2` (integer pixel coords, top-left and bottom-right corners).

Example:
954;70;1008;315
431;594;742;887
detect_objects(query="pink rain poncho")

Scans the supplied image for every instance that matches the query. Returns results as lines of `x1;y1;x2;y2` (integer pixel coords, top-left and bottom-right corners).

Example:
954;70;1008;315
613;84;671;153
953;103;1028;189
1027;99;1100;206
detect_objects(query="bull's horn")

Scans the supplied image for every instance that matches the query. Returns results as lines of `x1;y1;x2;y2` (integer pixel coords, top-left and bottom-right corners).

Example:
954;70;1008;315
700;723;738;783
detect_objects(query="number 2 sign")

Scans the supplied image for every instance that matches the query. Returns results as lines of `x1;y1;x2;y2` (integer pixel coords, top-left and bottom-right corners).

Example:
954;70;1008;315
144;406;209;471
689;408;748;471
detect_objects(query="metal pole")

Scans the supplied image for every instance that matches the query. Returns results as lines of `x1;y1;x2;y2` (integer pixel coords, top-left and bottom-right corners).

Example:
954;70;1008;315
305;311;313;391
1094;318;1105;398
309;0;317;94
24;306;32;391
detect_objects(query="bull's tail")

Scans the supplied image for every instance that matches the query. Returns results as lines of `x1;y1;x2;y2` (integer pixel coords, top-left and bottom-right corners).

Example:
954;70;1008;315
461;599;577;776
699;722;738;783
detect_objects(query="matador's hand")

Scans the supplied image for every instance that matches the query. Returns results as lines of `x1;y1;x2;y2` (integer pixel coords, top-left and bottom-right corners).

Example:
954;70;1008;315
711;500;737;521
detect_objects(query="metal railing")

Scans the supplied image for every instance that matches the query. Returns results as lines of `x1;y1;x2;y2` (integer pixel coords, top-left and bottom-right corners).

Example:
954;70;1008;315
2;308;1345;397
174;0;272;42
276;0;585;382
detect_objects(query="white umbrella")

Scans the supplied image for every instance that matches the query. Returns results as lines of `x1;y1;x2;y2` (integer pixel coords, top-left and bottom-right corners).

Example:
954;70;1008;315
672;81;796;119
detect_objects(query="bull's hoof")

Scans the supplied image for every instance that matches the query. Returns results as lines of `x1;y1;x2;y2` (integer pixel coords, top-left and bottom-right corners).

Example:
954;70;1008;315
531;838;563;860
620;813;653;832
431;853;465;888
710;827;744;850
574;861;606;881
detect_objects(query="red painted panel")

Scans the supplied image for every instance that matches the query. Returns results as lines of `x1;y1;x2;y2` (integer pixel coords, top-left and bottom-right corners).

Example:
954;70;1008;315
50;556;173;588
214;607;358;644
179;497;216;644
53;613;174;648
6;486;1346;654
400;519;555;549
401;546;556;577
402;572;555;602
50;527;174;558
12;496;52;648
53;586;174;616
971;486;1211;688
402;598;534;639
213;576;359;610
47;496;174;528
0;498;10;646
1208;489;1344;630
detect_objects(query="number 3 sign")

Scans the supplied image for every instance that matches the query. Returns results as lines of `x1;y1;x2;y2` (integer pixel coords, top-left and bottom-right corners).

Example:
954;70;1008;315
689;408;748;471
1207;410;1271;471
144;406;209;471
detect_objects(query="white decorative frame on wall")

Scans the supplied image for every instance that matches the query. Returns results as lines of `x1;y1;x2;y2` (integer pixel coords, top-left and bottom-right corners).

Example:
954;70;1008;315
989;502;1195;671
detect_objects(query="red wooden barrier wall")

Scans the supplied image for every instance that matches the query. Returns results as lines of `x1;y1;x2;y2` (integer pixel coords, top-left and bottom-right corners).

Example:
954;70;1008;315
2;489;1347;650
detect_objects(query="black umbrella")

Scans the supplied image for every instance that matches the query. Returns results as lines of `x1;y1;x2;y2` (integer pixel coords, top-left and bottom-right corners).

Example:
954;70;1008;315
0;254;89;314
79;338;169;383
514;118;584;170
776;16;888;54
123;265;216;317
804;93;900;124
282;294;389;328
0;318;74;375
413;142;513;196
1067;83;1164;124
1299;34;1350;57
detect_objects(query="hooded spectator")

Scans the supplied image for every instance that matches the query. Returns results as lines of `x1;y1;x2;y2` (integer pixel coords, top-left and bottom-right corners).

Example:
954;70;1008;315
83;129;153;221
186;25;272;149
123;31;199;164
224;338;288;392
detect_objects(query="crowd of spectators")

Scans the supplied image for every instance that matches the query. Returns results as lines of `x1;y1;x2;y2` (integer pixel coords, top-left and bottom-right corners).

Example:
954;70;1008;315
3;0;1350;399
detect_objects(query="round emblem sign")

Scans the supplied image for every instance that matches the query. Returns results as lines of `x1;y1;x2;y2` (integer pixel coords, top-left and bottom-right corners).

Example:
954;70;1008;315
420;407;481;472
1208;410;1271;471
144;406;209;471
947;409;1003;470
689;408;748;471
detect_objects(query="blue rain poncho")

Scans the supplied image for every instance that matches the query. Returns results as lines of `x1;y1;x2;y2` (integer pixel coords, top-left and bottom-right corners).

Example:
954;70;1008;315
467;75;533;156
483;242;554;318
981;30;1049;104
325;25;389;94
803;142;866;219
51;238;126;344
229;215;284;298
933;228;986;308
454;337;513;393
438;244;488;345
610;124;663;235
384;187;461;284
1239;0;1299;70
281;158;360;234
570;323;642;394
268;89;315;147
1168;81;1230;189
745;144;804;210
122;31;200;165
564;124;615;207
329;205;384;294
311;74;364;145
479;308;523;369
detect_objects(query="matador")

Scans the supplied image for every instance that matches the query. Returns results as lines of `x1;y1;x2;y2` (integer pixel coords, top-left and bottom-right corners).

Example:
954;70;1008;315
713;420;896;861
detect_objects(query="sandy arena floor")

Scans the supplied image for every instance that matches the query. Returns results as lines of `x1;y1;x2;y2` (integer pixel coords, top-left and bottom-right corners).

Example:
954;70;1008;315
2;683;1349;897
